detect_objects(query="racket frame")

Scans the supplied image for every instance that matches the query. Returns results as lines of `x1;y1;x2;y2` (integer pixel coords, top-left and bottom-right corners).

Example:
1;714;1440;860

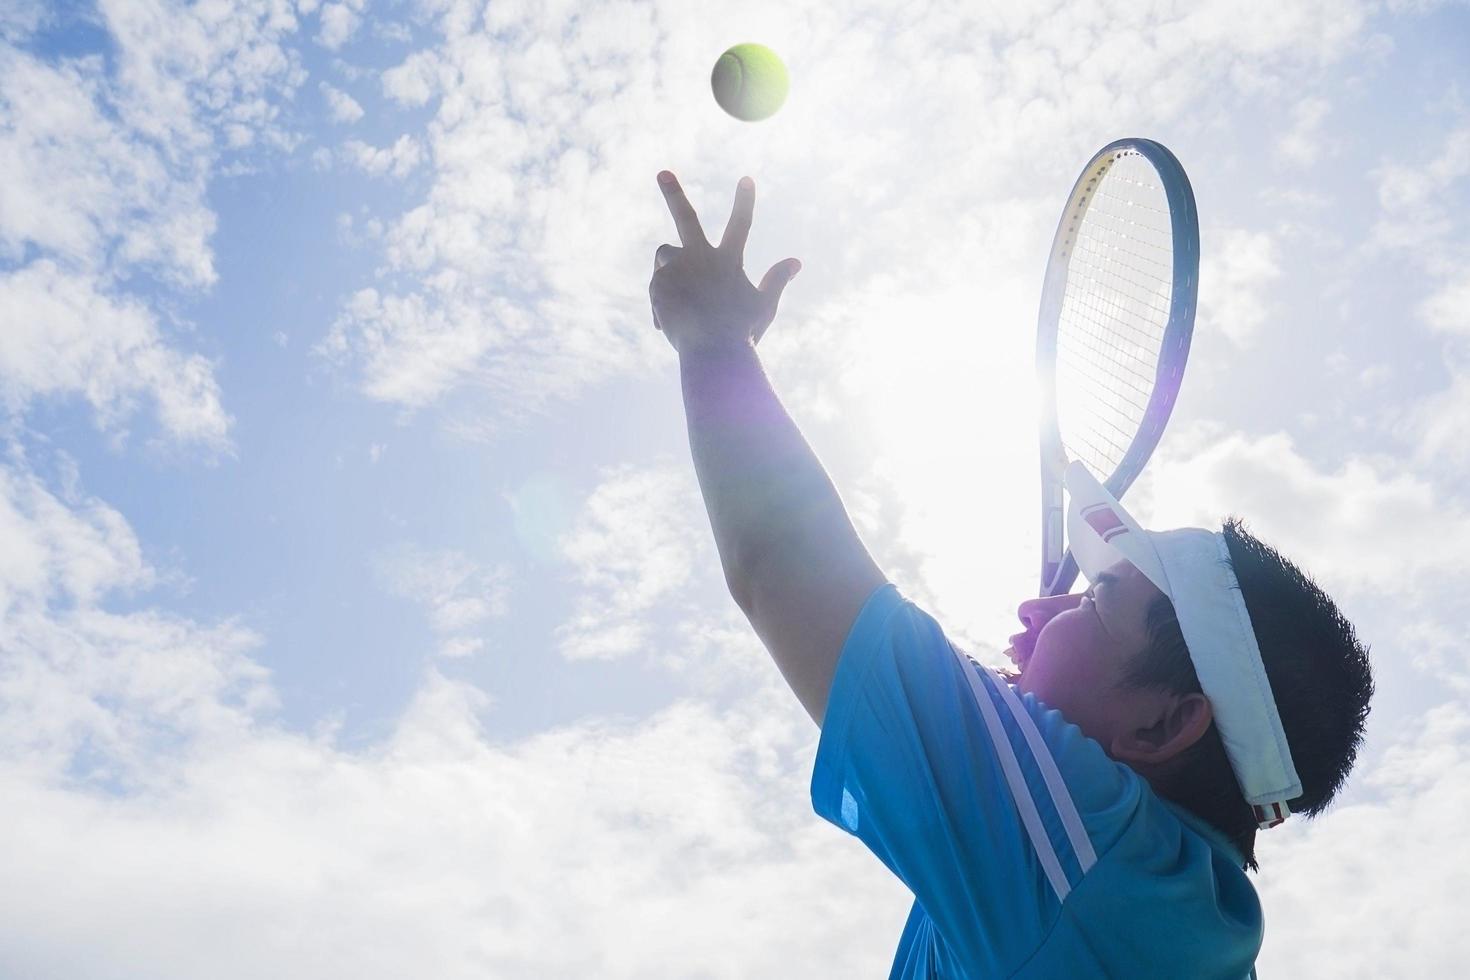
1036;138;1199;597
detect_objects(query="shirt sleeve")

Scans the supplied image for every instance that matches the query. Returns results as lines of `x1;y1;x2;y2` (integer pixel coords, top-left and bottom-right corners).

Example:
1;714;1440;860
812;583;1147;975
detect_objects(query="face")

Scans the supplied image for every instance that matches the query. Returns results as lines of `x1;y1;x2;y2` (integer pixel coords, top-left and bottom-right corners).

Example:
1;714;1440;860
1004;558;1180;761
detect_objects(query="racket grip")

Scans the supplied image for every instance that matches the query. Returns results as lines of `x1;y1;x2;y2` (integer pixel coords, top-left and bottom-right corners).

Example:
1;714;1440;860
1040;497;1065;595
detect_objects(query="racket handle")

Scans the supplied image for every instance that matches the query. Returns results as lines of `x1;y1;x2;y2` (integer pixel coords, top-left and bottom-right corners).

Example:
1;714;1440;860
1040;485;1065;595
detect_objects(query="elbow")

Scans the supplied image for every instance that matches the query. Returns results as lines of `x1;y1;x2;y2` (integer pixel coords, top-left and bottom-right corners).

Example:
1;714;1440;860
724;564;755;614
718;536;776;615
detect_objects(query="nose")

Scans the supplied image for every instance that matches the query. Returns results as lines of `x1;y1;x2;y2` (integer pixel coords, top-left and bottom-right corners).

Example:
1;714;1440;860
1014;592;1083;634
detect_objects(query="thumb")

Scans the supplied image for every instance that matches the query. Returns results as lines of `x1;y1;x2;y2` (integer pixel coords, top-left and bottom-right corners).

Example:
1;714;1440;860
759;258;802;297
753;260;800;346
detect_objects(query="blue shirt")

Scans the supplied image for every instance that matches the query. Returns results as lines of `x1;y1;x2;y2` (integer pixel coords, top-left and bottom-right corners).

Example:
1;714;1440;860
812;583;1263;979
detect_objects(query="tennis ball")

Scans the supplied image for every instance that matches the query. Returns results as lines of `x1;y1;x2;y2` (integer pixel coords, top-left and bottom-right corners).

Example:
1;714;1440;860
711;43;789;122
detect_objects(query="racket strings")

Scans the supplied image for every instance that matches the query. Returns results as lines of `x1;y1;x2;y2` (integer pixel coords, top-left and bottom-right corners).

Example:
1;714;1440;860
1055;153;1174;477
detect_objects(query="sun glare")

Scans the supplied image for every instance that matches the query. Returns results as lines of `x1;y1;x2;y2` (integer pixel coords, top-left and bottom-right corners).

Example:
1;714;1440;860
833;278;1046;647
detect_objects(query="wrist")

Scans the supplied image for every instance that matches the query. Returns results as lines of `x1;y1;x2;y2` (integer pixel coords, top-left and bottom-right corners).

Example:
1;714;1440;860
676;335;757;365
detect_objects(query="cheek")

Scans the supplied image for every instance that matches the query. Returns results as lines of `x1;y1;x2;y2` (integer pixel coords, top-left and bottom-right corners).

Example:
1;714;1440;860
1024;614;1113;702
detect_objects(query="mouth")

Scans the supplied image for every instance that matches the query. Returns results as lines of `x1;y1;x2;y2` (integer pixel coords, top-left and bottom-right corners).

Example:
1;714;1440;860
998;655;1023;684
1002;642;1031;681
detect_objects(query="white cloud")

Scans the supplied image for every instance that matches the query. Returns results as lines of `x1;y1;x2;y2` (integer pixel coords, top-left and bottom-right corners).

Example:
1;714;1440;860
1139;425;1469;600
1376;127;1470;211
1198;227;1283;347
0;261;231;449
0;2;306;446
436;636;483;658
0;451;905;977
1112;423;1470;709
0;670;907;978
321;0;1388;436
0;456;151;615
1400;356;1470;474
0;0;49;42
373;544;510;658
317;1;363;51
1276;95;1331;167
1370;125;1470;257
317;288;501;407
321;80;365;123
1384;0;1463;10
335;210;384;246
1173;0;1373;66
381;49;441;107
1255;699;1470;976
98;0;306;155
0;455;267;784
1368;123;1470;475
372;20;413;44
554;462;711;660
0;45;213;285
1418;268;1470;336
1259;185;1332;210
341;135;423;178
1356;364;1392;388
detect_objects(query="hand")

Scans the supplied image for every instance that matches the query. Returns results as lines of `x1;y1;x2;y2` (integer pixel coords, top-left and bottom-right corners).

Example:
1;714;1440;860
650;171;802;354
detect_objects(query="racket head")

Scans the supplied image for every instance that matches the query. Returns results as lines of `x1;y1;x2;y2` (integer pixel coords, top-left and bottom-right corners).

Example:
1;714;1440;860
1036;138;1199;596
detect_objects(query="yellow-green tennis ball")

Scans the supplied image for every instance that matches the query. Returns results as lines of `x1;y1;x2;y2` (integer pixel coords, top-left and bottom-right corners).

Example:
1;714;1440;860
711;43;789;122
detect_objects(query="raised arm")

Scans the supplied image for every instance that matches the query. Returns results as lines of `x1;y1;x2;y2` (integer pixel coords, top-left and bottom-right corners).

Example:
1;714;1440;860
651;172;887;725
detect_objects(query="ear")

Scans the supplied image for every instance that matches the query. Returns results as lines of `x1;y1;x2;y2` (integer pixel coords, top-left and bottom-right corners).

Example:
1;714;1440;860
1109;692;1213;768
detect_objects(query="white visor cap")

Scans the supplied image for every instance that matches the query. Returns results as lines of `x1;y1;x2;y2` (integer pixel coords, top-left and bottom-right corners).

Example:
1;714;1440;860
1063;461;1302;830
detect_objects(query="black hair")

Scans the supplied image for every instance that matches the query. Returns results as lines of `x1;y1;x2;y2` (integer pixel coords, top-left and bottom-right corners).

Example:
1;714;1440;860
1117;516;1376;872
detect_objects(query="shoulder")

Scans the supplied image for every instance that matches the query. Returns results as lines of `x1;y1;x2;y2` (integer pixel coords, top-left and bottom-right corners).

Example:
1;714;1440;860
826;584;1148;873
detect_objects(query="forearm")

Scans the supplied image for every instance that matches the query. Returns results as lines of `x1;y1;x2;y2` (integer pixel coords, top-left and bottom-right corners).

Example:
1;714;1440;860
679;339;856;605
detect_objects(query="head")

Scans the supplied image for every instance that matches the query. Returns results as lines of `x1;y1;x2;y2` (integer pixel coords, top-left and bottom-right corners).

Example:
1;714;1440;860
1004;556;1212;773
1004;517;1375;871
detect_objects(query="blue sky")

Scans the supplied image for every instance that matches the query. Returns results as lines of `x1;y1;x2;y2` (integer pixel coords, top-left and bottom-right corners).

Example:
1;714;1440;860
2;0;1469;975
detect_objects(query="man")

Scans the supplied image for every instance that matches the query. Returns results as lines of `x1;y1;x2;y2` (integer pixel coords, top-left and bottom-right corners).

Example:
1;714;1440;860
649;171;1374;978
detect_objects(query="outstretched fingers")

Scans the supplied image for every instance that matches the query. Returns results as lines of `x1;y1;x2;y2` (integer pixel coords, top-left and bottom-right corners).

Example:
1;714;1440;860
658;172;756;260
657;171;709;250
720;176;754;257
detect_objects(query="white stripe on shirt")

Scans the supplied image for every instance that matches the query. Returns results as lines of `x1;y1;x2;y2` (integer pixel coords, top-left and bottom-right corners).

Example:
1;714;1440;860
955;648;1075;902
990;668;1099;872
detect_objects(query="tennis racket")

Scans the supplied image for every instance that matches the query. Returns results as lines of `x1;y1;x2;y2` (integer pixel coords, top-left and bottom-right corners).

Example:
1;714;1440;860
1036;138;1199;597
